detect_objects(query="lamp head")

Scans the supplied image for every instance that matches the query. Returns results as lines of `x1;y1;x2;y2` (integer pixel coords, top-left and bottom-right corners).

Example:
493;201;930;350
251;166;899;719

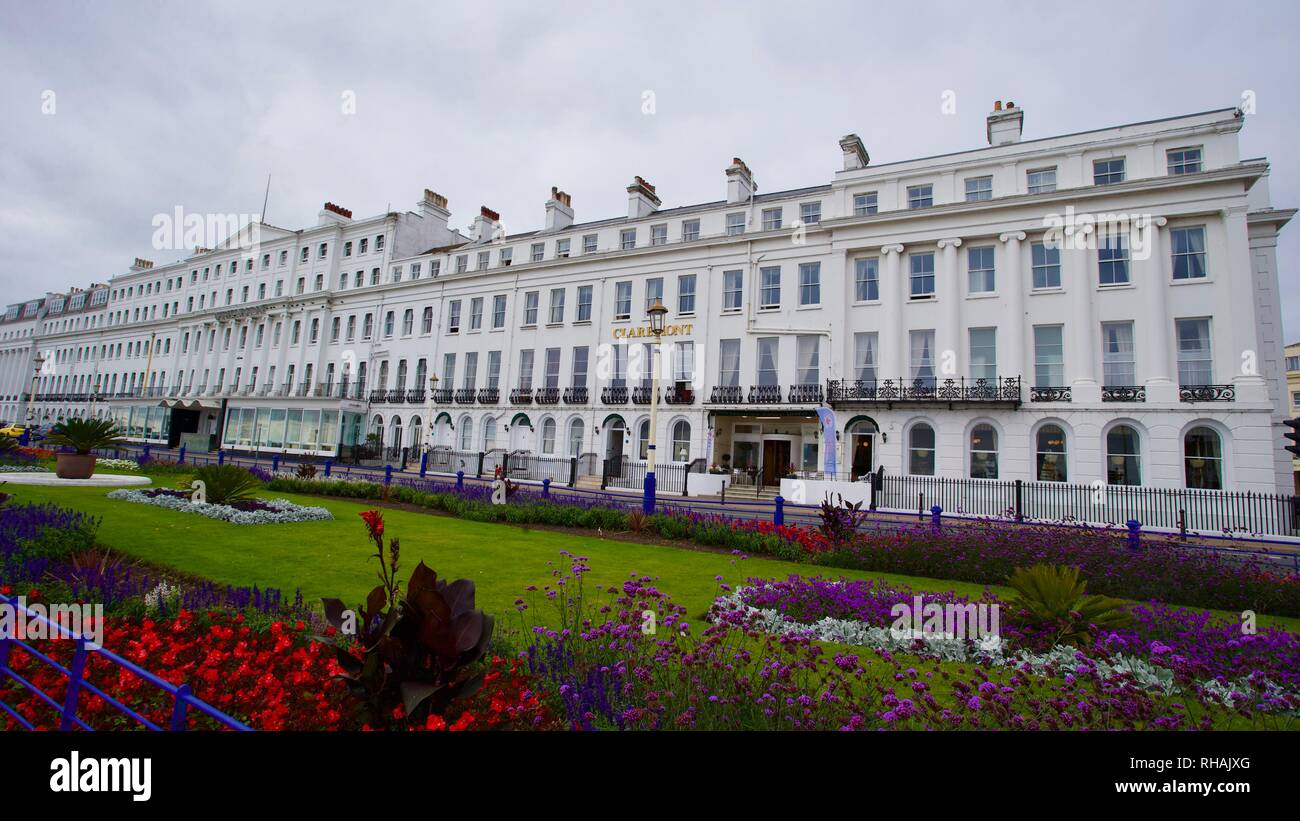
647;298;668;335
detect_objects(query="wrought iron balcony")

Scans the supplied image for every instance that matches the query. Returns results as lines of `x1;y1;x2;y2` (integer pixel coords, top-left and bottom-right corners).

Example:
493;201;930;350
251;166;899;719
664;385;695;405
257;384;274;397
240;385;256;396
454;388;476;404
1029;385;1071;403
709;385;743;404
369;389;387;403
477;387;500;404
562;386;588;404
631;386;658;404
826;377;1022;406
430;389;452;404
509;388;534;404
195;384;207;396
535;387;560;404
748;385;783;404
788;383;824;404
601;386;628;404
1101;385;1146;402
296;383;313;398
1179;384;1235;402
384;389;405;403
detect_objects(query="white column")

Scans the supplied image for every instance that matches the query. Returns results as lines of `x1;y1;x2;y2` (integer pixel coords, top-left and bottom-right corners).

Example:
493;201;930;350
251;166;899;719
1222;205;1268;403
1139;217;1176;402
1065;237;1100;402
937;238;962;380
999;231;1027;385
881;244;905;380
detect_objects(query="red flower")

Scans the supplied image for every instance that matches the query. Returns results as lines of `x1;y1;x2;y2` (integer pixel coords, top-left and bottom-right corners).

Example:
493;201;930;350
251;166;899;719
359;510;385;541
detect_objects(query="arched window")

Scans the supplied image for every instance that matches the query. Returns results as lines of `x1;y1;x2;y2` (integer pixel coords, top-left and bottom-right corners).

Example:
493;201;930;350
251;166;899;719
1106;425;1141;486
541;418;557;454
1035;424;1067;482
402;309;414;336
1184;426;1223;489
482;417;497;450
568;419;584;457
409;415;423;448
459;417;473;450
638;420;650;459
969;424;998;479
672;420;691;462
371;414;384;441
908;422;935;476
389;416;403;449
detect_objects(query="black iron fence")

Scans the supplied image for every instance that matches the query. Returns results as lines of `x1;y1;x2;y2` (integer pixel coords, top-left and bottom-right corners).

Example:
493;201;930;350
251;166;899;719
601;456;690;496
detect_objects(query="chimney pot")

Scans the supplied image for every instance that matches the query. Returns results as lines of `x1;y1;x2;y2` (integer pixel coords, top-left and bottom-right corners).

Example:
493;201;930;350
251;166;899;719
986;100;1025;145
725;158;756;203
480;205;501;222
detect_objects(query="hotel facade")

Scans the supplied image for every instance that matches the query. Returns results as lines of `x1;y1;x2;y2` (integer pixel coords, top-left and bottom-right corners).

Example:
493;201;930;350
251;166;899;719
2;103;1296;495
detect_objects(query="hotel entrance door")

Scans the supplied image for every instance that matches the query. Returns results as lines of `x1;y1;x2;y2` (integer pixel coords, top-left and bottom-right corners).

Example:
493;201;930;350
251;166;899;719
761;440;791;486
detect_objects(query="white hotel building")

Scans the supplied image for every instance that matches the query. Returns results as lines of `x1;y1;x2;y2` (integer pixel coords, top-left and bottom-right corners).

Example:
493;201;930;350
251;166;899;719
2;102;1296;495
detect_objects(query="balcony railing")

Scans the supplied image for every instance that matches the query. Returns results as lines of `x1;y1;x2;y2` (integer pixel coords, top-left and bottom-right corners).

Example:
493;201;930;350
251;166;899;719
1101;385;1146;402
1180;384;1236;402
477;388;500;404
407;389;427;404
709;385;743;404
601;386;628;404
369;389;387;403
385;389;406;403
454;388;476;404
826;377;1021;406
788;383;824;404
257;384;274;397
631;386;658;405
1030;385;1071;402
509;388;534;404
562;386;588;404
535;387;560;404
295;383;312;398
664;385;695;405
748;384;783;404
430;388;453;404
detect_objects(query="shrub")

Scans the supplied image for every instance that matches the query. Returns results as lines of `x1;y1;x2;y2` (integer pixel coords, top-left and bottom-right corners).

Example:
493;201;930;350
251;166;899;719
43;418;125;455
296;463;318;479
1006;563;1129;646
193;464;263;505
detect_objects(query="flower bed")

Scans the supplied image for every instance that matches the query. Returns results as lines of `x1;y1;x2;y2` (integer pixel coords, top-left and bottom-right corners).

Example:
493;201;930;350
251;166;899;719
0;465;45;473
96;458;142;471
717;575;1299;713
267;476;1300;617
106;488;333;525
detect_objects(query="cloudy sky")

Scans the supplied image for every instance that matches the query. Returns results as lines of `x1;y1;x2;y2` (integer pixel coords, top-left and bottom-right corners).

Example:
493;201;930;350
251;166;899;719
2;0;1298;336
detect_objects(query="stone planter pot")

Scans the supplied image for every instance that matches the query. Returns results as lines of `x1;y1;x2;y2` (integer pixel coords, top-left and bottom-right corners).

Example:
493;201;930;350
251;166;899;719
55;453;97;480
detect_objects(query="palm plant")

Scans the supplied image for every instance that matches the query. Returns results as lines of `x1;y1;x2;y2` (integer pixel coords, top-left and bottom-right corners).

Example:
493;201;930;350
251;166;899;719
44;418;125;455
192;464;263;505
1006;563;1129;646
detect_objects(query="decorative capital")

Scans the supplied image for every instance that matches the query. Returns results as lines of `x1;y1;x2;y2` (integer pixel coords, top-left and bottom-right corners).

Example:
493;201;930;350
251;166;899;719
937;237;963;249
999;231;1027;243
881;244;905;255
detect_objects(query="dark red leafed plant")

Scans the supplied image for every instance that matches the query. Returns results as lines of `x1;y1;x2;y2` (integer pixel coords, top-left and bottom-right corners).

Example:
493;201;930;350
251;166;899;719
318;510;495;729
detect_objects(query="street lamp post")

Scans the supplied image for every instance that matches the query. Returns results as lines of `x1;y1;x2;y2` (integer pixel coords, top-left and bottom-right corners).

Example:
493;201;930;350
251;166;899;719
27;353;45;429
426;375;438;452
643;298;669;514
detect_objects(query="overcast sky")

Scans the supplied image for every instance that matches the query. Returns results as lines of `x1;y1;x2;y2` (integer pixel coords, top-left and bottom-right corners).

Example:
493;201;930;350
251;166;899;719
2;0;1298;338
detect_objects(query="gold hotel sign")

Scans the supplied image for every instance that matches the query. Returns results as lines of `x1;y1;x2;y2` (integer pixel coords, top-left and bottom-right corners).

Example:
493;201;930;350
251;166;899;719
612;323;694;340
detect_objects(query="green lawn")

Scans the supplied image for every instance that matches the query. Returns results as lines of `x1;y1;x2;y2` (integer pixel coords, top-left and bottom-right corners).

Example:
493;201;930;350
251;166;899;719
3;481;1007;620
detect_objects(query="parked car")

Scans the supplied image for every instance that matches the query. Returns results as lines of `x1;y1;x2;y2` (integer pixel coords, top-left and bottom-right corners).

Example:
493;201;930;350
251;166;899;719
0;424;27;438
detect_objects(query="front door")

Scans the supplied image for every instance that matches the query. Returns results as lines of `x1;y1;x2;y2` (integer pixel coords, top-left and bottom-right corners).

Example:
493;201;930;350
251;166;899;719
850;434;874;480
761;440;791;486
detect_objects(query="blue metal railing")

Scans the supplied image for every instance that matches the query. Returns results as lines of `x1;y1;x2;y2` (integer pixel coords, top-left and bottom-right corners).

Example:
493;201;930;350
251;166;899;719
0;593;251;731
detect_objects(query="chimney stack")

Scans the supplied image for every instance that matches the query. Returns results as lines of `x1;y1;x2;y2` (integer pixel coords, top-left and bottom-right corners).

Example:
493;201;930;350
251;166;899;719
472;206;502;243
545;187;574;231
418;189;451;229
725;158;755;203
838;134;870;171
319;202;353;224
986;100;1024;146
626;176;661;219
130;258;154;272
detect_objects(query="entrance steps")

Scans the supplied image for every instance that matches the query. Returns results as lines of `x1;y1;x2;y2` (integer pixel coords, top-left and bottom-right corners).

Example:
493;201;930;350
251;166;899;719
722;484;779;501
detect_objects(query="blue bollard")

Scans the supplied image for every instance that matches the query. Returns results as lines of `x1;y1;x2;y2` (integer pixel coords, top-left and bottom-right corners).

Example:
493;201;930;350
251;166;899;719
178;445;186;465
384;464;393;485
324;460;332;478
642;471;656;514
218;449;225;465
930;505;943;531
542;477;551;499
456;470;464;491
773;495;785;526
419;452;428;478
1126;519;1142;551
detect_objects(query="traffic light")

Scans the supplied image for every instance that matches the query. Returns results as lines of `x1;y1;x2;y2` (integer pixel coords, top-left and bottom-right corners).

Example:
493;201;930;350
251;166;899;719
1285;418;1300;458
